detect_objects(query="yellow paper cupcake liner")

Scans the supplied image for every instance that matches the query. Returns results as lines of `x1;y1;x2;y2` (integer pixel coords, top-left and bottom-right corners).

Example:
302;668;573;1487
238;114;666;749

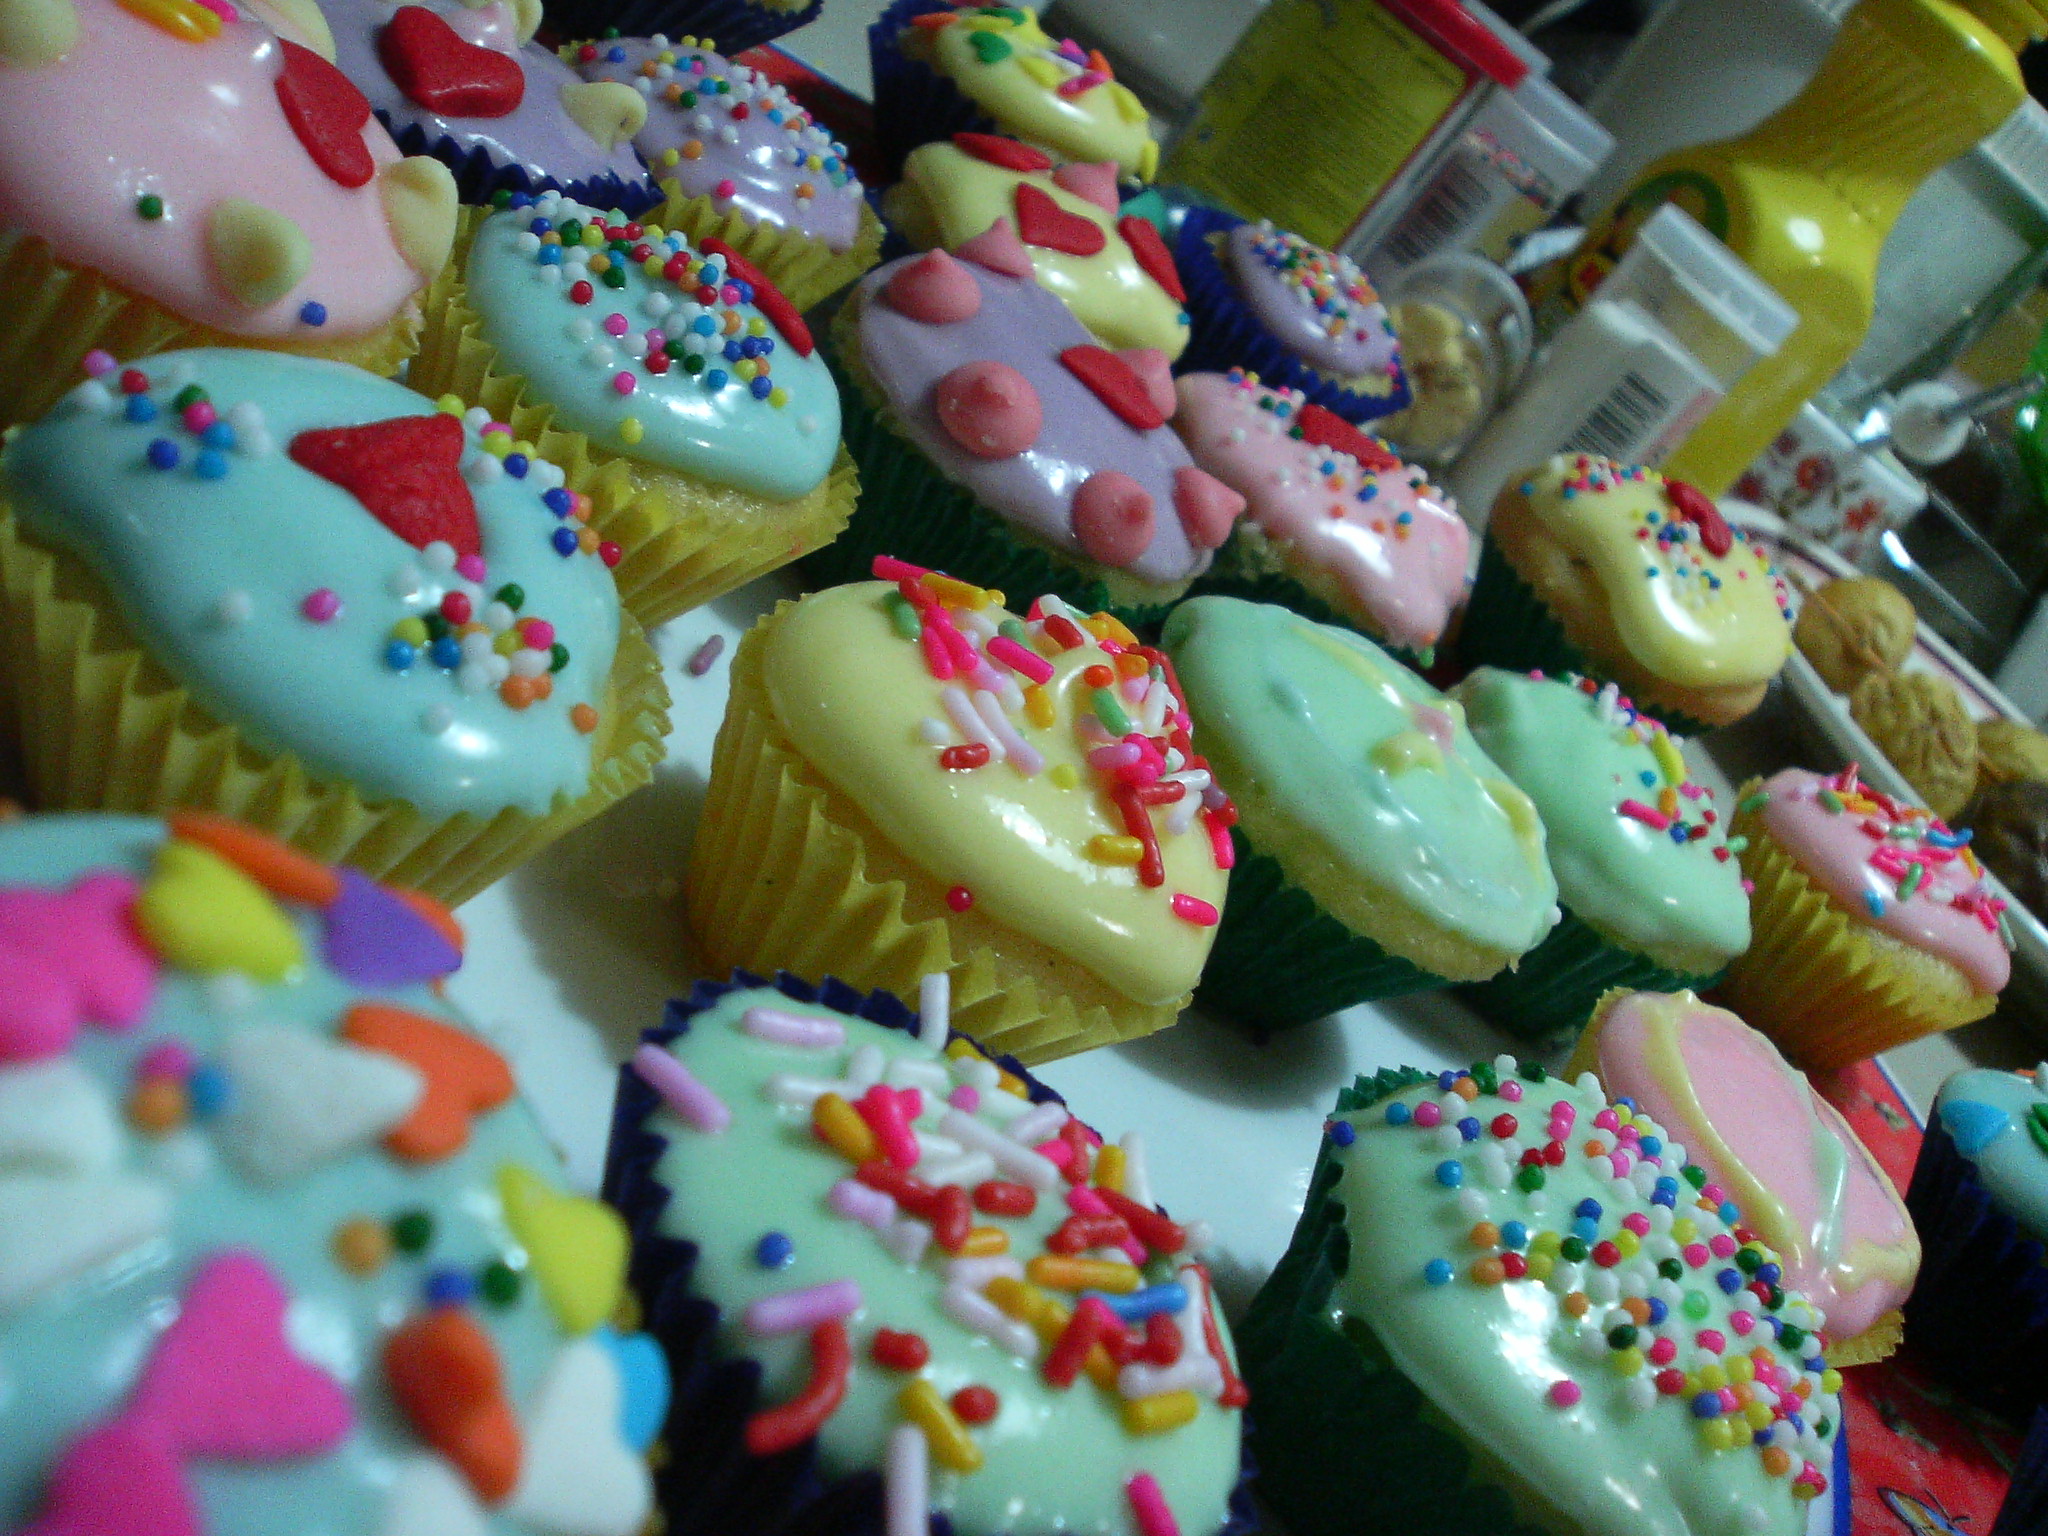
409;211;857;632
0;506;672;908
684;603;1187;1065
1719;797;1997;1071
653;181;885;313
0;234;421;433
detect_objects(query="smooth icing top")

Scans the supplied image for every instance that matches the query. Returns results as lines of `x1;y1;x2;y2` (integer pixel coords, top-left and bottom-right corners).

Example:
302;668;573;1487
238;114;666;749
855;252;1242;590
326;0;656;203
566;35;866;252
634;982;1244;1536
1584;990;1918;1343
1172;370;1465;652
1747;767;2011;996
0;0;446;340
463;190;841;497
1161;597;1558;964
0;812;661;1536
1222;221;1401;386
1933;1067;2048;1244
1512;455;1794;690
1328;1060;1844;1536
763;575;1232;1008
906;5;1157;179
5;348;623;820
891;137;1189;359
1455;670;1750;974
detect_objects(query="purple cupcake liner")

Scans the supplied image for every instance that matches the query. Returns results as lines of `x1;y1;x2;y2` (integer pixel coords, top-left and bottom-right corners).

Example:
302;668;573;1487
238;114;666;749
541;0;821;55
867;0;1000;184
1173;207;1411;428
1902;1116;2048;1424
381;114;663;217
602;968;1259;1536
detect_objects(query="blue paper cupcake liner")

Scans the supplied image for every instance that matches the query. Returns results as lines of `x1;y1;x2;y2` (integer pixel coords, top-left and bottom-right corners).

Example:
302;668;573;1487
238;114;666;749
1902;1115;2048;1425
1173;207;1411;428
542;0;822;55
867;0;1001;184
603;968;1260;1536
1994;1407;2048;1535
381;115;663;218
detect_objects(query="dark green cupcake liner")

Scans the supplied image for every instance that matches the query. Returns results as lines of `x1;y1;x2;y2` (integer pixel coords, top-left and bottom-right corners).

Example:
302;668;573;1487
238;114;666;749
803;345;1179;630
1456;905;1726;1044
1189;534;1434;671
1236;1070;1553;1536
1195;826;1445;1032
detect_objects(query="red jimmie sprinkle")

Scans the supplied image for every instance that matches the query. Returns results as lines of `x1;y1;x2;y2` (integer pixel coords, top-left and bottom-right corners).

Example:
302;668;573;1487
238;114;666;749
973;1180;1035;1216
939;743;990;771
870;1328;930;1372
951;1385;999;1424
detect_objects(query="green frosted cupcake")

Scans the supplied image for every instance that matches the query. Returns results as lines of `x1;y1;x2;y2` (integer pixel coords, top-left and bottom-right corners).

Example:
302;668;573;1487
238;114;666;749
1449;669;1751;1041
1239;1060;1848;1536
1161;598;1558;1030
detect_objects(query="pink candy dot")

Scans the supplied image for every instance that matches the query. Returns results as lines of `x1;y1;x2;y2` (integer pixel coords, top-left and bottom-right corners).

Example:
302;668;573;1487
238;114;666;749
1729;1310;1755;1335
521;619;555;651
455;553;487;583
82;350;116;378
1621;1212;1650;1236
1709;1234;1737;1258
1616;1125;1641;1145
1648;1337;1677;1365
948;1084;980;1112
1593;1109;1619;1132
721;283;742;305
1609;1152;1632;1180
1413;1102;1442;1129
603;312;629;337
1717;1387;1741;1414
1682;1243;1711;1268
182;401;217;433
137;1040;196;1080
645;328;667;351
1547;1380;1582;1408
1499;1081;1522;1103
715;179;737;199
1696;1328;1725;1354
301;588;341;623
612;372;637;396
1701;1183;1727;1206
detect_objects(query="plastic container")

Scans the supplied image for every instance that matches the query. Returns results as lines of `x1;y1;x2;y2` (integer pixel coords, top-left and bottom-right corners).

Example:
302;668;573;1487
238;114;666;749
1446;204;1799;524
1371;252;1534;463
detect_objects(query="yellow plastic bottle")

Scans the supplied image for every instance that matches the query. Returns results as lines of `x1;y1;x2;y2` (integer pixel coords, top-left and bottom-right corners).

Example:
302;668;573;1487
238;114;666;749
1562;0;2042;495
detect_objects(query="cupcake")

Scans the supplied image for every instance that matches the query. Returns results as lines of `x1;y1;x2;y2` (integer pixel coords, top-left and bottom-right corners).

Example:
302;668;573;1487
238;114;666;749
884;135;1191;361
1571;988;1919;1365
322;0;662;214
605;970;1251;1536
1722;767;2011;1071
1450;669;1750;1039
411;191;856;629
1163;597;1558;1031
563;36;883;313
869;0;1158;182
1463;454;1795;734
0;811;664;1536
1906;1067;2048;1421
1239;1057;1848;1536
809;250;1244;621
685;570;1233;1065
1172;369;1465;661
1847;670;1978;820
1173;211;1409;426
0;348;669;906
1791;575;1916;694
0;0;459;429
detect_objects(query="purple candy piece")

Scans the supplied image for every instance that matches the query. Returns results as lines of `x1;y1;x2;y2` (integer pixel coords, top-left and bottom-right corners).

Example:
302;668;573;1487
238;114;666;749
322;867;461;988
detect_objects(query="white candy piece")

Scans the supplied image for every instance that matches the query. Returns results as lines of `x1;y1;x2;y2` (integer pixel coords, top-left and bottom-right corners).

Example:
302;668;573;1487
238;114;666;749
0;1172;171;1311
378;1457;490;1536
0;1059;121;1176
507;1340;654;1536
214;1023;425;1184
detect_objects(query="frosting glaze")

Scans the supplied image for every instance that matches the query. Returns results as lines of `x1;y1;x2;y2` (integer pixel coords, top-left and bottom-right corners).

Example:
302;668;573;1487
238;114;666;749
1749;767;2010;996
856;252;1237;590
325;0;658;208
1161;597;1557;966
629;981;1244;1536
904;5;1157;178
0;812;660;1536
1933;1067;2048;1245
5;348;622;820
888;137;1189;359
1509;455;1793;690
763;577;1231;1008
1322;1062;1844;1536
1583;990;1917;1343
1222;222;1401;385
1454;669;1749;973
0;0;444;339
1172;370;1465;651
463;191;841;497
566;36;865;252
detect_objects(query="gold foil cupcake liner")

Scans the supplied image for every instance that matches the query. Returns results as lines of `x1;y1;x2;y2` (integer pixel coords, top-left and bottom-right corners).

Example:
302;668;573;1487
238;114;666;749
410;211;857;631
0;507;671;908
0;234;420;433
684;603;1186;1065
654;181;885;313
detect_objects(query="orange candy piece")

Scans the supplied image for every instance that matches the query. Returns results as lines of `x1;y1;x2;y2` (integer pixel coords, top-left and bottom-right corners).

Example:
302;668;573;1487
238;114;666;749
383;1310;522;1503
342;1004;514;1161
167;811;341;907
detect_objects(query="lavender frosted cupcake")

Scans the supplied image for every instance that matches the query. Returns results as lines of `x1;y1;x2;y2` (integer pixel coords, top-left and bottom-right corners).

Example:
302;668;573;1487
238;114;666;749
1174;209;1409;426
565;35;884;310
324;0;662;213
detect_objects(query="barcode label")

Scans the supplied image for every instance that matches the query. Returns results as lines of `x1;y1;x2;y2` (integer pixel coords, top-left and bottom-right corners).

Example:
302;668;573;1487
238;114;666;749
1563;371;1676;462
1379;151;1497;269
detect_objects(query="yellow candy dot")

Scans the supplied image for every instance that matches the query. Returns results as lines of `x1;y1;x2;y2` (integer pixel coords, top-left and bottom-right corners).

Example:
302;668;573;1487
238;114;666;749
1743;1402;1774;1431
1698;1419;1736;1452
1613;1229;1640;1259
768;387;789;408
643;223;664;240
1671;1217;1698;1244
1608;1347;1644;1377
580;225;604;247
482;434;512;459
1049;764;1080;789
643;256;665;277
1820;1369;1842;1394
1725;1357;1754;1386
735;359;758;381
332;1217;391;1276
748;315;767;335
1697;1364;1727;1390
588;253;611;274
392;617;429;646
1524;1253;1554;1282
1531;1230;1562;1257
494;631;520;656
620;416;644;445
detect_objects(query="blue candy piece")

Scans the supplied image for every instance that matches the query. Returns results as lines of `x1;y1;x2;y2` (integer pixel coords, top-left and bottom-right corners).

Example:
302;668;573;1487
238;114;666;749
597;1328;672;1453
1940;1098;2012;1156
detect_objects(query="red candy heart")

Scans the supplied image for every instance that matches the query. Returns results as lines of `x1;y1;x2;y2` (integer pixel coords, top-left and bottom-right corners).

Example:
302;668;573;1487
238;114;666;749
700;236;813;357
289;415;482;558
1015;183;1105;257
1295;404;1402;474
954;131;1052;174
275;39;376;189
1059;345;1166;431
377;5;524;118
1665;477;1734;557
1118;215;1186;304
